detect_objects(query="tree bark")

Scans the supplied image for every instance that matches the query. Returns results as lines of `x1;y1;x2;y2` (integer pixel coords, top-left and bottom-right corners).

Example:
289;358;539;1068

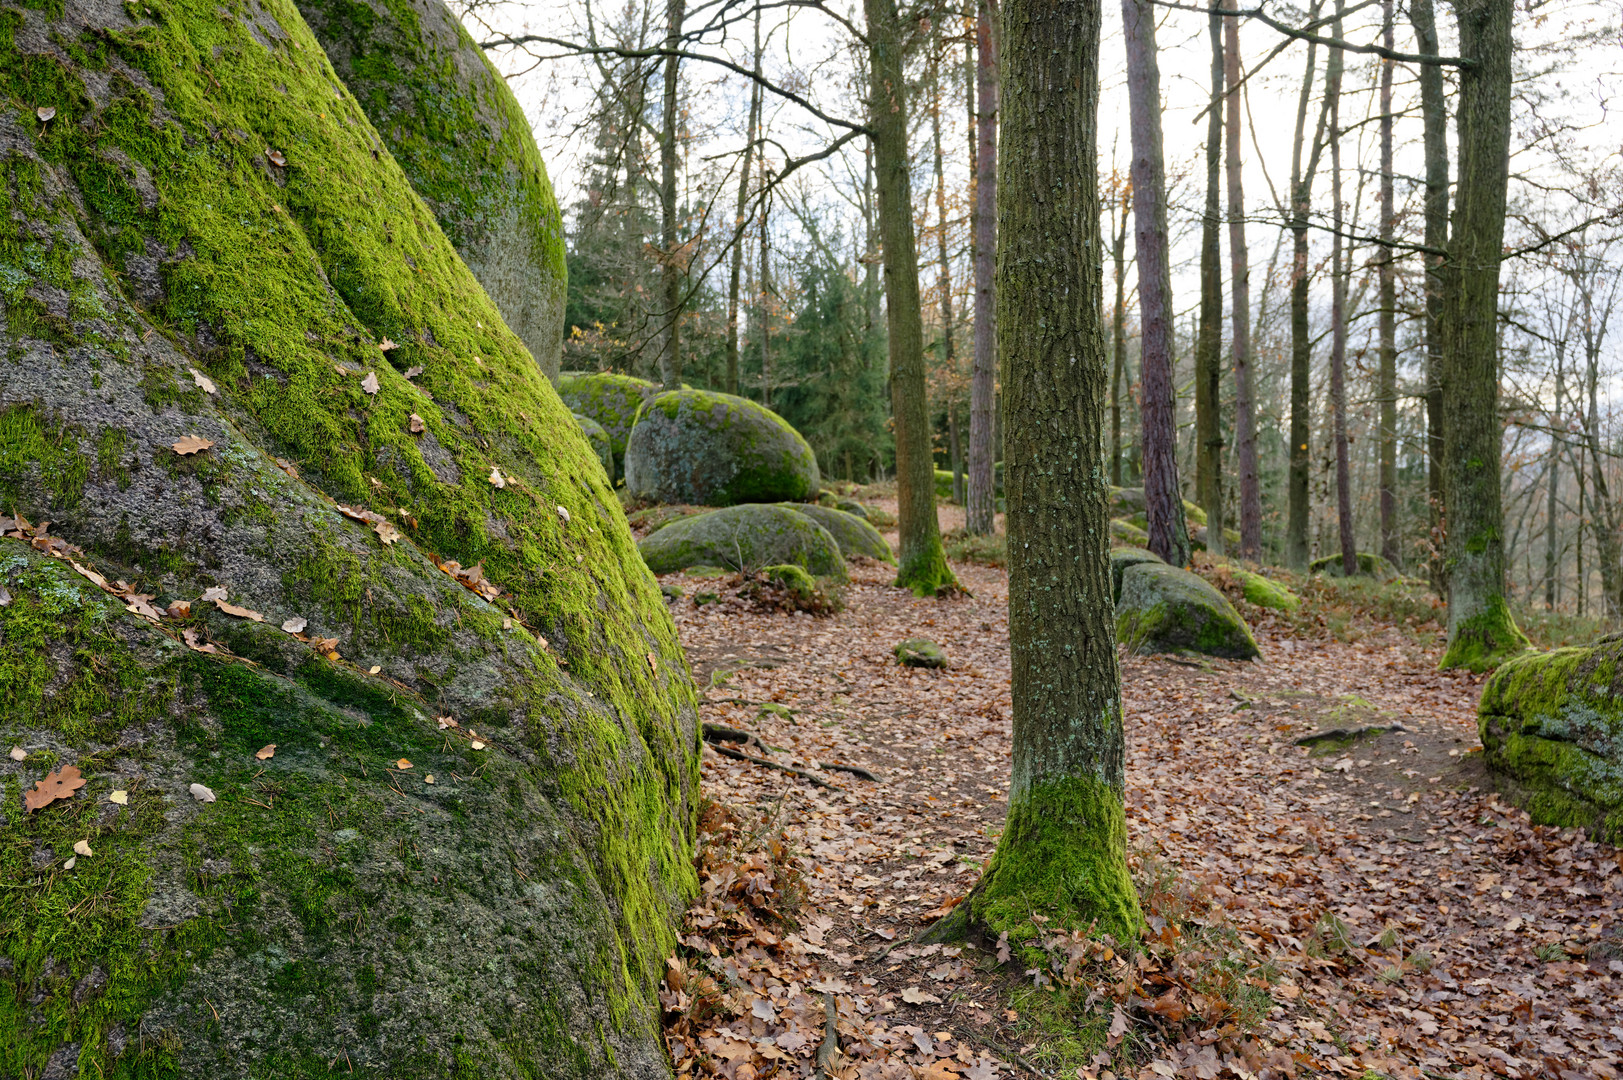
1286;8;1325;570
1327;3;1357;576
657;0;686;388
1196;13;1226;554
961;0;1142;943
724;17;762;396
1111;191;1130;487
865;0;957;594
967;0;999;535
1122;0;1191;568
1546;345;1565;608
930;26;961;505
1225;14;1260;559
1410;0;1449;593
1377;0;1399;565
1437;0;1527;669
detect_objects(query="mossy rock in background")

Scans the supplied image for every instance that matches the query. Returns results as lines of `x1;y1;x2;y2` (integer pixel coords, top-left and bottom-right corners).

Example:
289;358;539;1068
934;469;960;504
1110;518;1150;547
625;503;707;535
636;505;845;578
1116;563;1260;660
761;563;818;603
1110;486;1146;517
574;412;613;475
557;371;659;480
0;3;696;1074
1110;546;1165;604
296;0;567;381
834;497;870;520
623;389;820;506
1234;568;1301;611
1479;642;1623;844
779;503;894;564
895;639;948;669
1309;551;1399;581
1191;523;1242;552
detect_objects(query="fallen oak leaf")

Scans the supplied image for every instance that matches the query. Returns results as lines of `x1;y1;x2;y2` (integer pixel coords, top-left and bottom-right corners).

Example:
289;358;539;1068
8;746;26;761
182;628;218;654
409;413;425;434
72;839;93;857
108;790;129;805
436;716;457;729
378;337;399;351
172;434;214;456
200;586;228;603
214;598;265;622
403;364;424;378
189;367;217;394
255;744;276;761
71;560;111;590
361;371;380;396
123;593;163;622
189;783;216;802
372;520;402;545
24;764;86;812
168;599;193;619
900;987;941;1005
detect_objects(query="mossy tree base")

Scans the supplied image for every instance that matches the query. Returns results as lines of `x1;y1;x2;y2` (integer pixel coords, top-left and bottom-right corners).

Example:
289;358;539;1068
1440;596;1530;672
894;541;959;597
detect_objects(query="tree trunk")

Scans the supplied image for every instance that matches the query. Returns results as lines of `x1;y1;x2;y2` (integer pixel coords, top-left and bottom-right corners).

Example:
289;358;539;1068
759;180;772;408
1377;0;1399;565
1411;0;1449;594
865;0;957;594
960;0;1142;944
1438;0;1527;669
1546;346;1565;608
724;18;763;396
1327;5;1357;576
931;22;961;507
1122;0;1191;568
1224;14;1260;559
967;0;999;535
1286;8;1324;570
657;0;686;388
1111;193;1130;488
1196;13;1226;554
0;0;697;1073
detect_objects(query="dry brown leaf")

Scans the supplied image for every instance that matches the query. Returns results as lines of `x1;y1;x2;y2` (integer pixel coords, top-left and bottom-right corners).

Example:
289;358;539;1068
36;105;56;121
437;716;457;729
72;839;93;857
404;365;424;378
189;782;216;802
647;651;658;676
556;505;571;523
182;628;217;654
267;148;287;166
255;744;276;761
71;560;110;590
281;616;307;634
200;586;228;603
215;599;264;622
379;337;399;351
424;774;435;784
900;987;941;1005
172;434;214;456
108;790;128;805
409;413;425;434
169;599;194;619
189;367;217;394
124;594;162;621
372;520;402;545
395;758;412;770
369;665;381;674
470;740;487;751
273;457;300;478
62;856;76;870
361;371;380;395
488;466;506;489
24;764;86;812
8;746;26;762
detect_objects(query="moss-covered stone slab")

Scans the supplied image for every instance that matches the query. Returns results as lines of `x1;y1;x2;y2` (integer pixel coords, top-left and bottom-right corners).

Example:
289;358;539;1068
895;639;948;668
1110;518;1150;547
637;504;845;578
1234;568;1301;611
1478;642;1623;844
558;371;659;477
574;412;612;474
1116;563;1260;660
1110;547;1165;604
1309;551;1399;580
779;503;894;564
624;389;820;506
0;3;694;1073
296;0;567;380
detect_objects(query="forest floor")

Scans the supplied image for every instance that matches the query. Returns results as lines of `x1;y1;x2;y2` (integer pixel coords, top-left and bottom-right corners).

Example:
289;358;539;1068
653;503;1623;1080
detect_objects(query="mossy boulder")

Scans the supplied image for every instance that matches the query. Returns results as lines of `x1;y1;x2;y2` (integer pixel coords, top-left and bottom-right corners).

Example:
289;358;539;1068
761;563;818;603
1479;642;1623;844
1110;518;1150;547
575;412;613;474
1191;524;1242;552
1310;551;1399;580
834;497;870;520
1116;564;1260;660
636;504;845;578
895;639;948;668
935;469;959;503
1110;547;1165;604
0;3;695;1075
779;503;894;564
1110;486;1146;516
558;371;658;478
623;389;820;506
296;0;566;380
1234;569;1301;611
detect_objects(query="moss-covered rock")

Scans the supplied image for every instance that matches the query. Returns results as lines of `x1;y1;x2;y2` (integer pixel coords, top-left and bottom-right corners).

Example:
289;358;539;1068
778;503;894;564
624;388;820;506
1116;564;1260;660
935;469;959;503
1110;518;1150;547
557;372;658;478
761;563;817;604
894;639;948;668
1110;486;1146;517
1110;546;1165;604
636;504;845;578
1478;642;1623;844
1310;551;1399;580
0;3;695;1074
834;497;870;520
575;412;613;475
296;0;566;380
1234;568;1300;611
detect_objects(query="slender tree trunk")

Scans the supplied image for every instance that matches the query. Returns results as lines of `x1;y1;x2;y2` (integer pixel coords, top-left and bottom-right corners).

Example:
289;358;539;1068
930;25;961;506
1577;442;1588;617
1286;8;1324;570
967;0;998;534
657;0;685;388
1224;14;1260;559
1546;346;1565;608
1327;5;1356;575
724;17;762;396
1411;0;1449;593
1438;0;1526;669
1111;193;1128;488
1377;0;1398;565
1584;345;1621;622
959;0;1141;944
759;176;771;408
1122;0;1190;568
1196;14;1225;554
865;0;957;593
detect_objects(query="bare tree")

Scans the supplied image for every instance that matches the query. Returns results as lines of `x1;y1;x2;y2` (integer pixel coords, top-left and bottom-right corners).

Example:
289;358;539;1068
1196;12;1226;554
1225;13;1260;558
966;0;999;535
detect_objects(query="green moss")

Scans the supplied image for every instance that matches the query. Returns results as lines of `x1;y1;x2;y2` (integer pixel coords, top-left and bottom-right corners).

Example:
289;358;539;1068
1440;594;1530;672
895;538;958;598
967;772;1143;944
893;638;947;668
637;503;845;578
776;502;893;564
624;388;820;506
761;563;816;599
0;404;90;509
1116;563;1258;660
1234;569;1300;611
557;372;657;465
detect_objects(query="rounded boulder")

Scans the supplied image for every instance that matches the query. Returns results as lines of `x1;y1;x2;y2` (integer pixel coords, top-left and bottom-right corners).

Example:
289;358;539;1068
1116;563;1260;660
558;372;659;477
1110;546;1165;604
779;503;894;564
624;389;820;506
637;504;845;578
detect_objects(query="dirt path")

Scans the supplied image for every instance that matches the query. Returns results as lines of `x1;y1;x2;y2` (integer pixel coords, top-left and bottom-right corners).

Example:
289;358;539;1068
660;541;1623;1080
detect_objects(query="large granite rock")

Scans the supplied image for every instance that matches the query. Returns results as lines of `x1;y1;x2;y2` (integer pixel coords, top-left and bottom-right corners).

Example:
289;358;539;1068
624;389;820;506
1116;563;1260;660
636;504;845;578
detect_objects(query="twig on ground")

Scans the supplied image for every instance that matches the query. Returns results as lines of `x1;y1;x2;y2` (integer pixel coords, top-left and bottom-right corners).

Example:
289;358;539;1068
820;761;881;781
706;743;841;790
815;991;839;1078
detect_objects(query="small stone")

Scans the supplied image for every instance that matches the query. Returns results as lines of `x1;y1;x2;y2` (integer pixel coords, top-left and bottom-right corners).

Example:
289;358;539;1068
894;639;948;669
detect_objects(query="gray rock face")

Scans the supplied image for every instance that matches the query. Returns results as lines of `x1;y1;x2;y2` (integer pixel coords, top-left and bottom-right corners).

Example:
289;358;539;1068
1115;563;1260;660
624;389;820;507
779;504;894;564
1478;642;1623;844
1109;547;1165;604
637;504;846;578
557;372;659;479
575;412;613;475
296;0;568;381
